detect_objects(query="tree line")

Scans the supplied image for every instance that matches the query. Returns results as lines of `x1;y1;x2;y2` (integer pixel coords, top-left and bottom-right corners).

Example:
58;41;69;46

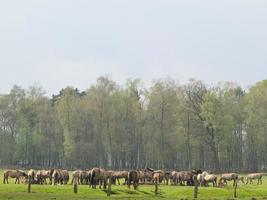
0;77;267;172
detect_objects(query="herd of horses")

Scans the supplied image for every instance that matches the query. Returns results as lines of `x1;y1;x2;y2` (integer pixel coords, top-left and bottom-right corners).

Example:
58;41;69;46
2;167;266;190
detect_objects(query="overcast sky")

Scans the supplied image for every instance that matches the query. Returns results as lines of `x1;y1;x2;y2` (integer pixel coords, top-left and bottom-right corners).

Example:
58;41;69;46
1;0;267;96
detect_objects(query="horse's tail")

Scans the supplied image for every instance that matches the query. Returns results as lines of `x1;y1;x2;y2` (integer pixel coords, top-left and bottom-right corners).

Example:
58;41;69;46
3;171;6;184
127;171;131;188
91;170;96;187
70;174;74;185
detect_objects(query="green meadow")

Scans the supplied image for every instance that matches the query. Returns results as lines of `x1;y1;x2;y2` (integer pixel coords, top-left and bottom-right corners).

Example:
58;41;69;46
1;170;267;200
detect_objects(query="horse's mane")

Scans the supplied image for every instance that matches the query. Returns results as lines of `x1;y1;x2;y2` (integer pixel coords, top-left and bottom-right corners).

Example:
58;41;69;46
145;167;155;172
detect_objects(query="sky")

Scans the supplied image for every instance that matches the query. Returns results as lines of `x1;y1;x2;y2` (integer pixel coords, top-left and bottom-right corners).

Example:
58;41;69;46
0;0;267;96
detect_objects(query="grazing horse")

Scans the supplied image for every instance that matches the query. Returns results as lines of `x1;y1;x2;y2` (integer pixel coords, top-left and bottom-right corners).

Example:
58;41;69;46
201;171;217;187
99;169;114;189
35;169;54;184
128;170;139;189
62;170;69;184
71;170;82;185
90;168;113;189
144;167;168;184
80;170;89;184
90;168;101;189
170;171;179;185
137;170;153;184
246;173;264;185
27;169;36;184
3;170;28;184
112;171;128;185
176;170;202;186
52;169;68;185
237;176;245;184
52;169;63;185
87;169;93;187
197;173;205;186
219;173;238;187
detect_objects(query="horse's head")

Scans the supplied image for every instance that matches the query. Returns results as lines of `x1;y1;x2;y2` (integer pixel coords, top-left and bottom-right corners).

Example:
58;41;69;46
144;167;154;172
16;170;26;176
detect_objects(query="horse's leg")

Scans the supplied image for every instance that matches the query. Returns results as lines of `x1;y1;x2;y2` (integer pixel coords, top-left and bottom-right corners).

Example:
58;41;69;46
103;179;107;189
99;180;102;189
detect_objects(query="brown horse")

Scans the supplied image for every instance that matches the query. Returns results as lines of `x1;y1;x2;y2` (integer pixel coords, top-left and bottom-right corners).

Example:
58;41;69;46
144;167;167;184
128;170;139;189
201;171;217;187
3;170;27;184
175;170;202;186
237;176;245;184
52;169;68;185
88;168;114;189
52;169;62;185
80;170;89;184
137;170;153;184
99;169;114;189
71;170;88;185
35;169;54;184
90;168;101;189
246;173;265;184
219;173;238;187
27;169;36;184
112;170;128;185
171;171;179;185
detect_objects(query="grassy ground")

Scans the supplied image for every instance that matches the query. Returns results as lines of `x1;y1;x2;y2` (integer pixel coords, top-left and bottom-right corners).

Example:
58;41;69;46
1;170;267;200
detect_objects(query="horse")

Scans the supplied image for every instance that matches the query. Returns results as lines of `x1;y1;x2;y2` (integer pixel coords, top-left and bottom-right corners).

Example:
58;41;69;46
218;173;238;187
201;171;217;187
52;169;63;185
170;171;179;185
52;169;68;185
237;175;245;184
35;169;54;184
90;168;101;189
128;170;139;189
98;169;114;189
246;173;265;185
71;170;82;185
144;167;167;184
112;170;128;185
27;169;36;184
176;170;202;186
197;173;205;186
3;170;28;184
90;168;113;189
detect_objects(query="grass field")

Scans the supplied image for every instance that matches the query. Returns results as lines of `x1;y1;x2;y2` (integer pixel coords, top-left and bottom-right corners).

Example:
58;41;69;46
1;170;267;200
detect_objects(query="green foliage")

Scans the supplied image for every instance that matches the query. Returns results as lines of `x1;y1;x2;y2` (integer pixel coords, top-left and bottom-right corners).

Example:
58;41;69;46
1;78;267;171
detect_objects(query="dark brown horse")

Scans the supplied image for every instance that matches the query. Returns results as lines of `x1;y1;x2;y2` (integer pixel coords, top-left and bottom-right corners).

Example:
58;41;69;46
112;170;128;185
71;170;89;185
27;169;36;184
35;169;54;184
176;170;202;186
3;170;27;184
128;170;139;189
144;167;170;185
52;169;69;185
219;173;238;187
